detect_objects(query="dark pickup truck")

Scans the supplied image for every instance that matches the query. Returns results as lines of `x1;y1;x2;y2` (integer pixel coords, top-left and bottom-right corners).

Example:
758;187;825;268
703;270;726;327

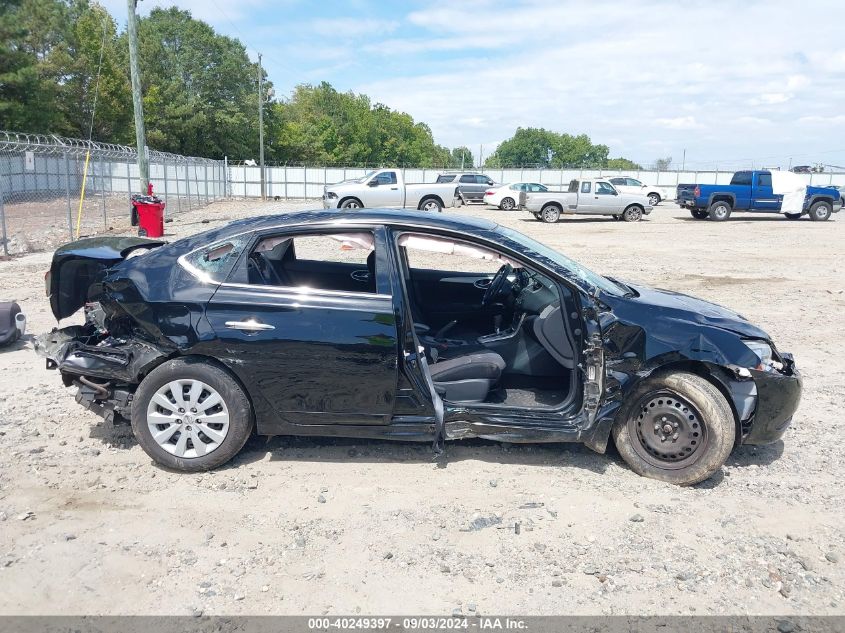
677;170;841;221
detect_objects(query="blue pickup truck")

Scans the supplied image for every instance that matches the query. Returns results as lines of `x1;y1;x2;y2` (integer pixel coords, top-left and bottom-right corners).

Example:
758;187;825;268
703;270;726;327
677;170;841;221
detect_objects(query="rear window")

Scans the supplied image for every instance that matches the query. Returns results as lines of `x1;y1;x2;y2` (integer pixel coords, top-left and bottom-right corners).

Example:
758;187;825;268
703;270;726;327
436;175;456;183
730;172;753;186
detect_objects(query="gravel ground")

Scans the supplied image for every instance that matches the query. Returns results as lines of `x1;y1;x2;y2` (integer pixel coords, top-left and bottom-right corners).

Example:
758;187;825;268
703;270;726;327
0;199;843;616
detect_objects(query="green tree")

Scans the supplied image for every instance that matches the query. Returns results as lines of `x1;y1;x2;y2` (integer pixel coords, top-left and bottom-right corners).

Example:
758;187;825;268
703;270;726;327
652;156;673;171
127;7;264;158
0;0;64;132
606;157;642;170
49;2;132;141
448;146;474;168
485;127;634;168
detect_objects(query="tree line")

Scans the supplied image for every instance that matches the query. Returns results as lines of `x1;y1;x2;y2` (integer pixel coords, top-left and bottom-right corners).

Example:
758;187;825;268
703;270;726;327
0;0;641;169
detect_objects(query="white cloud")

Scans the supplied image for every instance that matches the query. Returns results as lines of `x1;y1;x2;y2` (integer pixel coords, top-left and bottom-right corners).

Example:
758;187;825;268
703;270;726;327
655;117;702;130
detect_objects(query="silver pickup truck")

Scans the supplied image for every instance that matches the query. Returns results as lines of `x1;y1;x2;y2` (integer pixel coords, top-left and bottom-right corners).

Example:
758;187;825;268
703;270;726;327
322;169;494;213
521;178;653;223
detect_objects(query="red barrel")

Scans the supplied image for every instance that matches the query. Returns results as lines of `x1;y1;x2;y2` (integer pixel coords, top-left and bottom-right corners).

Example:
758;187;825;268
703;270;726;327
130;185;166;238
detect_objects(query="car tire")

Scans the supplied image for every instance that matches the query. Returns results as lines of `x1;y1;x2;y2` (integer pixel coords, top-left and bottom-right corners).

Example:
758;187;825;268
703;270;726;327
784;212;803;220
707;200;732;221
808;201;832;221
540;205;561;223
622;205;644;222
647;193;661;206
419;197;443;213
612;371;735;486
500;197;516;211
131;358;254;472
691;210;709;220
340;198;363;210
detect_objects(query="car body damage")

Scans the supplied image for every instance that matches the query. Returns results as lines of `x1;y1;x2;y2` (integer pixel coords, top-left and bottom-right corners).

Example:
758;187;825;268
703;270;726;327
35;210;802;484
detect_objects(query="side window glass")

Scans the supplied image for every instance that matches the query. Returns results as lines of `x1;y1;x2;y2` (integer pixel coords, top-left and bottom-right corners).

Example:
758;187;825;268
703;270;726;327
248;232;376;293
596;182;615;195
568;180;578;193
581;181;591;194
757;173;772;187
399;233;515;275
183;235;250;282
436;175;455;183
610;178;624;185
459;175;475;183
627;178;642;186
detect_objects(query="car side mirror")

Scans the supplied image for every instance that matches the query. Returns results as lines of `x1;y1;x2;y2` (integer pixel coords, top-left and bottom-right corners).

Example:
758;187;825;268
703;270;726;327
368;180;379;187
487;180;494;185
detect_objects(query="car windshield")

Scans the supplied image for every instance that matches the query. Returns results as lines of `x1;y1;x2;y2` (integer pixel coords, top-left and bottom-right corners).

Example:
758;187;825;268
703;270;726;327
496;226;627;296
356;170;377;183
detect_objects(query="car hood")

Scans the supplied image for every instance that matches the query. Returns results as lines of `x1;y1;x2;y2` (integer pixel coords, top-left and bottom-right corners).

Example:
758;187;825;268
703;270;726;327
616;282;770;340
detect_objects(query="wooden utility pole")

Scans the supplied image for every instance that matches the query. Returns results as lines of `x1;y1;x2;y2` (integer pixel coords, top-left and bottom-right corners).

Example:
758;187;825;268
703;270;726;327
126;0;149;192
258;53;266;200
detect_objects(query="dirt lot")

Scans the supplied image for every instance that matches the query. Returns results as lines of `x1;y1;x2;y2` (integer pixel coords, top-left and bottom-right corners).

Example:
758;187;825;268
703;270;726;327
0;199;843;616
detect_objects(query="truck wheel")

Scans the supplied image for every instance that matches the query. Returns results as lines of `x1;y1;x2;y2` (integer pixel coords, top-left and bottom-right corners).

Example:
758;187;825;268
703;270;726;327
809;201;832;221
647;193;661;206
132;358;254;472
691;210;708;220
784;212;802;220
340;198;363;210
419;198;443;213
541;205;561;223
622;205;644;222
500;197;516;210
707;201;732;221
612;371;735;486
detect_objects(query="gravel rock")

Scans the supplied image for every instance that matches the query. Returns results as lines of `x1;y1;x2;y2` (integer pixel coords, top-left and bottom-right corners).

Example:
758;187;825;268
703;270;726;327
629;513;645;523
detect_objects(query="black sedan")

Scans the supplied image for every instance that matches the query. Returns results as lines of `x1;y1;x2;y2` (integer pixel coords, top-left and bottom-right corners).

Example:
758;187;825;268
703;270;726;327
36;210;801;485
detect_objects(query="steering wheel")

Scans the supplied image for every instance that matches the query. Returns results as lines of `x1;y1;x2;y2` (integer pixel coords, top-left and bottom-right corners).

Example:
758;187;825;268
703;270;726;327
481;263;513;307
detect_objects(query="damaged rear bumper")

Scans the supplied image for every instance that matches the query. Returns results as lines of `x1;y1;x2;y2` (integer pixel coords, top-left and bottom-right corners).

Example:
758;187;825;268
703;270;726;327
34;326;167;384
742;366;802;444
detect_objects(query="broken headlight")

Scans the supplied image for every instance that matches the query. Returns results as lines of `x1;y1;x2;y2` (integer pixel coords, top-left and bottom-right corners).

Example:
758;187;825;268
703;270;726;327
743;339;783;373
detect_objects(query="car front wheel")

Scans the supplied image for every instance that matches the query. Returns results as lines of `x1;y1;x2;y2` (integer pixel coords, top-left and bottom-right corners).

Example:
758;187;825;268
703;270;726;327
647;193;661;206
612;371;735;485
622;205;644;222
131;358;254;472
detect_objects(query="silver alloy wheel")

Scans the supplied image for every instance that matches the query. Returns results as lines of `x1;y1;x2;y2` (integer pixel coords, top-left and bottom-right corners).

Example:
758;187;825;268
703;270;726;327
648;193;660;206
343;200;361;209
422;200;440;212
146;379;230;458
624;206;643;222
542;206;559;223
501;197;515;210
712;203;729;219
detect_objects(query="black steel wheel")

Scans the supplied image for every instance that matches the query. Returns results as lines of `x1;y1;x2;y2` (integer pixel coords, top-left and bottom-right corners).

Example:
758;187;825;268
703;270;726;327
612;371;734;485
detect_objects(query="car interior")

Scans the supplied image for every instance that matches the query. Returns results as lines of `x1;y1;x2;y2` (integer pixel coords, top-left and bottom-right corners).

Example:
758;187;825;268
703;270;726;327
244;231;581;411
395;233;580;410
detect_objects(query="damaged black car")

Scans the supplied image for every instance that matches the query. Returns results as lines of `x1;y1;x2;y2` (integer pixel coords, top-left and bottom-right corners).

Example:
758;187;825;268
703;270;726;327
36;210;801;485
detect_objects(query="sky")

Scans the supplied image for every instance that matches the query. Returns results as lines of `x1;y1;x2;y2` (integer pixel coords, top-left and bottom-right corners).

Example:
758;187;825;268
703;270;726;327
100;0;845;170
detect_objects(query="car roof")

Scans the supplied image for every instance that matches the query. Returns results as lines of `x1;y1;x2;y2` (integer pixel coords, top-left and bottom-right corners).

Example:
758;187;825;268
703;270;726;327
209;208;498;238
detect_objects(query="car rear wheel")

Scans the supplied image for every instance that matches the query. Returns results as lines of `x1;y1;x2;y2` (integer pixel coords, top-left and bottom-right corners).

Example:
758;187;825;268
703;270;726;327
784;212;803;220
500;197;516;210
419;198;443;213
541;205;561;223
612;372;734;485
340;198;363;209
622;205;644;222
809;201;832;221
647;193;661;206
707;200;732;221
691;209;709;220
132;358;254;472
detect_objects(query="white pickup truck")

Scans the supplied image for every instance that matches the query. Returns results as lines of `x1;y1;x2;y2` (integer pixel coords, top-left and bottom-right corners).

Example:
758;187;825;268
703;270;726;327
322;169;494;213
521;178;653;223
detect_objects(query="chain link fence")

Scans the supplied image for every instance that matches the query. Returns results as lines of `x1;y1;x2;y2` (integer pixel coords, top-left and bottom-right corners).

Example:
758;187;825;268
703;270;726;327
0;131;227;255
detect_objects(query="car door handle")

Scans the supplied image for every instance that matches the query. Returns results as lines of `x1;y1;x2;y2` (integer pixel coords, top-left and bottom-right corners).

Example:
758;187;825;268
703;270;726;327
390;187;399;190
351;270;370;282
225;319;275;332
